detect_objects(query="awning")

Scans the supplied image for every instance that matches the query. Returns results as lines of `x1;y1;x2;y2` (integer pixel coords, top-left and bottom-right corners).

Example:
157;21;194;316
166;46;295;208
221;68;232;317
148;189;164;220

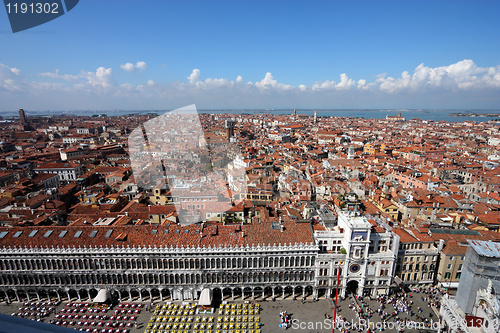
198;288;212;306
93;289;111;303
391;276;403;287
377;289;387;295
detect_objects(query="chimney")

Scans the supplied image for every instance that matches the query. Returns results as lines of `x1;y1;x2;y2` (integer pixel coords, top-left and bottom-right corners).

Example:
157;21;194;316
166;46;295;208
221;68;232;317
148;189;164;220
438;239;445;251
280;225;285;232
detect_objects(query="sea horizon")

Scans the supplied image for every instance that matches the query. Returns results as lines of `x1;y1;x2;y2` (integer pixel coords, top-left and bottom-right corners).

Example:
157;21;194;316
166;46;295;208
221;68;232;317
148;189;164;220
3;108;500;123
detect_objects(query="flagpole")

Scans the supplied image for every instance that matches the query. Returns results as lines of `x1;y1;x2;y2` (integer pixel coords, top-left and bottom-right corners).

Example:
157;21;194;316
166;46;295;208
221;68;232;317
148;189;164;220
333;261;342;333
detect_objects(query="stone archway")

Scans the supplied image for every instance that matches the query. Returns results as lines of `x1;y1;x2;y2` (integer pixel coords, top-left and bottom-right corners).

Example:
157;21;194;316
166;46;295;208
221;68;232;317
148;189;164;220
346;280;359;296
212;288;222;302
222;287;232;301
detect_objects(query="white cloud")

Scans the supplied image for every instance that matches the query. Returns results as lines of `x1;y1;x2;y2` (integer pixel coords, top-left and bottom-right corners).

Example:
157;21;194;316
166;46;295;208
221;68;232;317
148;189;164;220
0;63;25;92
188;69;201;83
255;72;292;90
136;61;148;70
39;69;79;81
78;67;115;90
120;61;148;72
312;80;336;90
2;59;500;110
120;63;135;72
336;73;355;90
374;59;500;93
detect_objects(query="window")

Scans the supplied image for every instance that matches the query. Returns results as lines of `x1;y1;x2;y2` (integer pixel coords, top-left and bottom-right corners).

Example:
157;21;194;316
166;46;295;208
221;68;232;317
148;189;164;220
444;272;451;279
43;230;53;237
0;231;8;239
74;231;83;238
105;229;113;238
13;231;22;238
151;229;157;234
59;230;68;238
447;264;452;269
89;230;98;238
455;272;461;279
28;230;38;237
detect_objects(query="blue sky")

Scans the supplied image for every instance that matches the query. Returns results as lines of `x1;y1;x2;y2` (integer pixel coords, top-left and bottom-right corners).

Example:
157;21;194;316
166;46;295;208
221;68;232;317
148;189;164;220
1;0;500;111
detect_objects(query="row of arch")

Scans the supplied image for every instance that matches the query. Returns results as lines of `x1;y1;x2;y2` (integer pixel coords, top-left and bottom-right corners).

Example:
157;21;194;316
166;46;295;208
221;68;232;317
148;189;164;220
0;284;327;304
0;270;316;287
0;255;316;271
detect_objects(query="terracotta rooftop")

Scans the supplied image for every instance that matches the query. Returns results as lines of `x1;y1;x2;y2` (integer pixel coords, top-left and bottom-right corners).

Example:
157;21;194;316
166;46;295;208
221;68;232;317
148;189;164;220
0;218;314;249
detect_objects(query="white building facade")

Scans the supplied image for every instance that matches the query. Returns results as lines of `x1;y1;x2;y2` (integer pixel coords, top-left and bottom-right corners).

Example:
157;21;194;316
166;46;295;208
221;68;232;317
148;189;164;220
314;210;398;298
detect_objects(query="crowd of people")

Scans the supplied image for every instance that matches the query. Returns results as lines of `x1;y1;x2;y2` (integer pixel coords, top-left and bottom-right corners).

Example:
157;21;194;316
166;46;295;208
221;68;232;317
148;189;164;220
279;310;291;329
333;287;443;332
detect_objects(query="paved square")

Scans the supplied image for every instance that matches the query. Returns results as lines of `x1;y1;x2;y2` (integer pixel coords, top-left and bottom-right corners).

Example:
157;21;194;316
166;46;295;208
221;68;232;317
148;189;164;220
0;288;442;333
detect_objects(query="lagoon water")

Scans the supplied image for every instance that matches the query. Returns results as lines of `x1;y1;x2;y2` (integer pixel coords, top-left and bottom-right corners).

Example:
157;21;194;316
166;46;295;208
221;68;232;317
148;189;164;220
4;109;500;123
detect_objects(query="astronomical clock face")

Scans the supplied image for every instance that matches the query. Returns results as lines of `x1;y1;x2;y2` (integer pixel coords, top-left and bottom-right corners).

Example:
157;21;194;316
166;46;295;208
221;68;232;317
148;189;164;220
350;264;361;274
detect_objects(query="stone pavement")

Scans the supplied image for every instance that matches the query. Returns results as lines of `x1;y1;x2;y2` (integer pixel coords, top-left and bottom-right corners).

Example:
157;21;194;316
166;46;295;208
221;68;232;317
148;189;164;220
0;289;442;333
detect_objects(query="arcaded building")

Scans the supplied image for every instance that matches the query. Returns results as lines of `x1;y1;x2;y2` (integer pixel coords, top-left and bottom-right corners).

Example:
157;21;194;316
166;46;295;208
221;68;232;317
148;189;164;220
0;218;319;303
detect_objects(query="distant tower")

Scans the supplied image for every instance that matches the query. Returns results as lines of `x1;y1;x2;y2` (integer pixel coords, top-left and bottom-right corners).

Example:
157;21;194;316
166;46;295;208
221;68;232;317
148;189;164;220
225;119;235;141
18;108;27;125
314;110;317;123
293;108;296;116
347;145;355;159
18;108;33;131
